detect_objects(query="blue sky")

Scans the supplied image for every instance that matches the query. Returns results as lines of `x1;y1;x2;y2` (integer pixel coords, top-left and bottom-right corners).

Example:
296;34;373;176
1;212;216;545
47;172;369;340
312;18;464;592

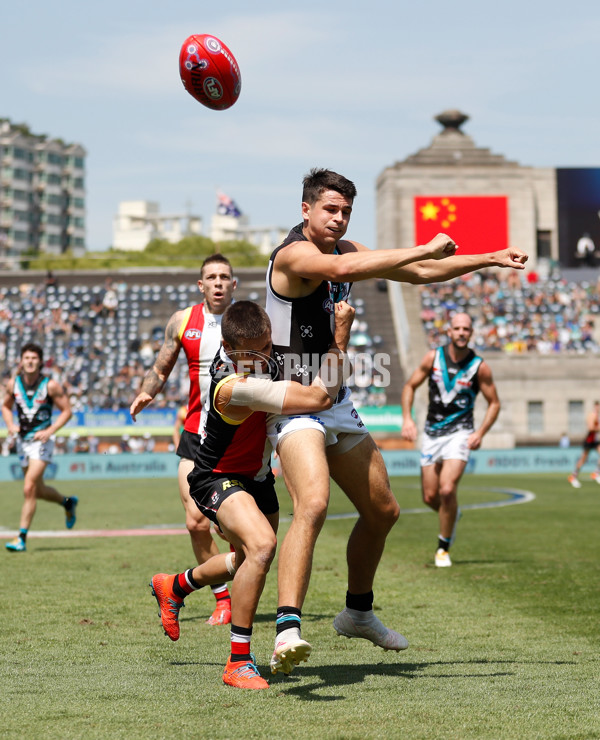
2;0;599;251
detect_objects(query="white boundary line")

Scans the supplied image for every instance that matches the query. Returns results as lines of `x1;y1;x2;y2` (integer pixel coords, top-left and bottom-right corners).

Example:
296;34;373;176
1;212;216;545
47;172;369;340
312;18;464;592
1;487;535;540
315;487;536;521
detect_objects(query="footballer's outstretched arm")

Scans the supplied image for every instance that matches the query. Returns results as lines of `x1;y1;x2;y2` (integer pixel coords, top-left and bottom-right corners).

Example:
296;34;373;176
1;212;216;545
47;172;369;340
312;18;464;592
275;234;457;284
382;247;528;284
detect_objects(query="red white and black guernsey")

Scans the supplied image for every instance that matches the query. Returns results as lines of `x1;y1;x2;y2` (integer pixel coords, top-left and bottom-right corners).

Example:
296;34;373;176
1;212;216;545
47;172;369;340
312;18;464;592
186;347;278;522
187;347;274;482
178;302;224;435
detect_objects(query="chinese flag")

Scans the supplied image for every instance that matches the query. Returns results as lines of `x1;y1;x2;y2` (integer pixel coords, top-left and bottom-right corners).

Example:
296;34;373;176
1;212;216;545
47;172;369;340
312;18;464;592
414;196;508;255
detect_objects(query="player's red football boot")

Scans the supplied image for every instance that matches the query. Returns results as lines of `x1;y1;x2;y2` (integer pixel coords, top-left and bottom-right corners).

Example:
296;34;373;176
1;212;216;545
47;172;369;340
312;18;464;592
222;658;269;690
206;598;232;626
150;573;184;641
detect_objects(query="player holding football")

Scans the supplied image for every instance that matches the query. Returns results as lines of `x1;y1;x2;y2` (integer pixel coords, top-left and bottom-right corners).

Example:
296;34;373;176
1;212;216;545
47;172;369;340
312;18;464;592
568;400;600;488
149;300;354;689
400;313;501;567
3;343;77;552
130;254;236;625
265;168;528;673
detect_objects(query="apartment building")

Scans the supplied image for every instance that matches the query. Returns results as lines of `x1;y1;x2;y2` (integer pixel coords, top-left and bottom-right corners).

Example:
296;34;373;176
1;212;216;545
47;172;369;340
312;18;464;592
0;119;86;264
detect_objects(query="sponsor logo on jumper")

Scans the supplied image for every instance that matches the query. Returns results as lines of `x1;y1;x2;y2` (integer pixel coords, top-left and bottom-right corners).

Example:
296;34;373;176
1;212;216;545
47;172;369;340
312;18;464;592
184;329;202;340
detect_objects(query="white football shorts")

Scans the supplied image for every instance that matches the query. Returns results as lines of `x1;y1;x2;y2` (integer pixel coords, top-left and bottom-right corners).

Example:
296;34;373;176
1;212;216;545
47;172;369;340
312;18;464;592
420;429;472;467
267;389;369;455
17;436;55;467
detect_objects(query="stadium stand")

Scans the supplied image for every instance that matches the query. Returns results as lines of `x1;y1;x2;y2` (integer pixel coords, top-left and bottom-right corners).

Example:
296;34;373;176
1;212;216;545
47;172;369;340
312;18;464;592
419;269;600;354
3;266;600;448
0;269;398;411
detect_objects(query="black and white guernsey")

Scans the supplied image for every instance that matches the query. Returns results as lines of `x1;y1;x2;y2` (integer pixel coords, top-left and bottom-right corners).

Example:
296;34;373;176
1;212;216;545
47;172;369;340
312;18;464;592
12;373;53;439
265;224;352;384
424;345;482;437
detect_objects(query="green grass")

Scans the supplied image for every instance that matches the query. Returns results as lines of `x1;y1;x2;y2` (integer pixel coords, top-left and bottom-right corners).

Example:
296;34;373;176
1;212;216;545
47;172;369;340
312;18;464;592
1;473;599;739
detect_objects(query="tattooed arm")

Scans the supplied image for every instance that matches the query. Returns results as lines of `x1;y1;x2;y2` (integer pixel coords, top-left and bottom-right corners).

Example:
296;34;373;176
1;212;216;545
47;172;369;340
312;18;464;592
130;311;184;421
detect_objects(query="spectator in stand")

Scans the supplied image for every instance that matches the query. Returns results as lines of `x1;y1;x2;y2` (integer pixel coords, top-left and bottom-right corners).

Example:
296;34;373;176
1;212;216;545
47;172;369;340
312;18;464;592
419;271;600;354
102;280;119;318
559;432;570;449
143;432;155;453
576;233;596;266
44;270;58;291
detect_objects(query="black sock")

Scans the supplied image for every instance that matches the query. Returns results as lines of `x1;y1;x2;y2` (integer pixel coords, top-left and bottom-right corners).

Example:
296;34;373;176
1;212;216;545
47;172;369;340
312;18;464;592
172;579;187;600
438;536;451;552
172;569;204;599
345;590;374;612
229;653;252;663
275;606;301;635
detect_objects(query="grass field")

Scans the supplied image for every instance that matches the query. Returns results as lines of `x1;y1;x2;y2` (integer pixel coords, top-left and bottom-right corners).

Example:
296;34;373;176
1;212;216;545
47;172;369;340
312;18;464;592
1;472;599;739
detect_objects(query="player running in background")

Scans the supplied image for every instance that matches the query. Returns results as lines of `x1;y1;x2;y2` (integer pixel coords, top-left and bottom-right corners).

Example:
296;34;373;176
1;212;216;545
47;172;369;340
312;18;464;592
3;343;77;552
130;254;237;624
401;313;501;567
149;300;354;689
568;401;600;488
265;168;527;672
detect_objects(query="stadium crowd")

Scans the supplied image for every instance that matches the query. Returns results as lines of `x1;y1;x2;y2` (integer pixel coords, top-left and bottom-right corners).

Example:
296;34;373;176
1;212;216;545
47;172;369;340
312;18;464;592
7;267;596;417
419;269;600;354
0;277;188;412
0;275;388;413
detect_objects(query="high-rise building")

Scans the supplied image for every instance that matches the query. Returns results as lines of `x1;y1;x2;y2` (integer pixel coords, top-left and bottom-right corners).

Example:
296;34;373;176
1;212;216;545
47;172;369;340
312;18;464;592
0;119;86;265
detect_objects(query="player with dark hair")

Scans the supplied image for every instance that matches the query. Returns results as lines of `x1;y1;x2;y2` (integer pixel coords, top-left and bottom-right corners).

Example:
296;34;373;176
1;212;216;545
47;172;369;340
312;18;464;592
150;300;354;689
265;167;528;673
131;253;237;624
568;401;600;488
301;168;357;205
3;343;76;552
401;313;501;567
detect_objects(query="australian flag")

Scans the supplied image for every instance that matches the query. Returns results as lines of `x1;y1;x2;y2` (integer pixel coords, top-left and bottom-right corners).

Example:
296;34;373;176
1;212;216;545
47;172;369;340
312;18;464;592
217;190;242;217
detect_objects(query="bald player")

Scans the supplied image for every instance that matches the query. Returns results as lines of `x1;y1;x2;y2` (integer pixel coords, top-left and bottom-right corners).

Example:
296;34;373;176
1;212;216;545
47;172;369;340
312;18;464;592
401;313;501;567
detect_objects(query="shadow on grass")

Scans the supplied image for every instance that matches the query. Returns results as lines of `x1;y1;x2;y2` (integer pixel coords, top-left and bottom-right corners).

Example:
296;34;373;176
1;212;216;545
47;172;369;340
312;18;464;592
422;559;525;567
269;657;578;701
164;655;578;699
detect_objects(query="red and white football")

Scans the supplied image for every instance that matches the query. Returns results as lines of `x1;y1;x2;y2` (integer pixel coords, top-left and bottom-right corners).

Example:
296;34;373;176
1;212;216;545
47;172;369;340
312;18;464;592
179;34;241;111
